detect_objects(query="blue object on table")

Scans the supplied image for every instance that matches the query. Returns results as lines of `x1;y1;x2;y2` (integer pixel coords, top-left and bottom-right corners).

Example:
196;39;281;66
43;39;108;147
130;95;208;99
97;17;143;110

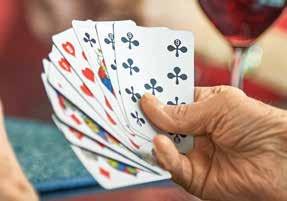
5;117;98;194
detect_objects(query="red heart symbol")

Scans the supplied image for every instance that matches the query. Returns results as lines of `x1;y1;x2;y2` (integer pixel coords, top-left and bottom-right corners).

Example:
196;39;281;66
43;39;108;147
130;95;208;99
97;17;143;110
129;138;140;150
105;112;116;125
104;97;113;111
80;84;93;97
69;127;84;140
62;41;75;56
82;68;95;82
99;167;110;179
70;114;82;125
107;133;120;144
98;142;106;149
58;58;71;72
58;95;66;109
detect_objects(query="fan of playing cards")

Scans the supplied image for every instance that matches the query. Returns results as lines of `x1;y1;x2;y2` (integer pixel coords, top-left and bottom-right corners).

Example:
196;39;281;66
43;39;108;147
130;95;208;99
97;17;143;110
41;20;194;189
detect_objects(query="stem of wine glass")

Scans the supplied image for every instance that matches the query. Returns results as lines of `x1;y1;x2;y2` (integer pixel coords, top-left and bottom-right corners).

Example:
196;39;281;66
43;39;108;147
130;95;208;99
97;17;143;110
231;47;247;89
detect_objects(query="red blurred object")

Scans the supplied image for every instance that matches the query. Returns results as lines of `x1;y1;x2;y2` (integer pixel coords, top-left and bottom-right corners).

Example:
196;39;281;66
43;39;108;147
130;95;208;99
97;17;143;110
0;0;15;52
0;0;50;120
52;187;201;201
195;56;284;103
198;0;286;47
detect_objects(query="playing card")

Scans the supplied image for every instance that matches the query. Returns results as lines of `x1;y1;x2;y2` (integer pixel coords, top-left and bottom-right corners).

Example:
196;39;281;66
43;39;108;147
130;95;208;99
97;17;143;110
41;19;195;189
52;115;155;173
71;20;129;131
94;21;136;128
42;59;166;174
47;48;130;145
71;146;170;189
114;23;194;153
51;29;125;131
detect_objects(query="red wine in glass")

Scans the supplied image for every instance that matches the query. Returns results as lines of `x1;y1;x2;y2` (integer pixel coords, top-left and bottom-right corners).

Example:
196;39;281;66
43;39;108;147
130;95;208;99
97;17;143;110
198;0;286;87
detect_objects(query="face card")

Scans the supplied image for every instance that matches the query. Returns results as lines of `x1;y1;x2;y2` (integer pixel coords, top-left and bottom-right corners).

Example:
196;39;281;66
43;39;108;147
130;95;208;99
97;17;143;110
71;146;170;189
48;47;131;142
71;21;129;131
51;29;127;133
114;23;195;153
96;21;153;137
43;60;164;173
72;20;151;140
94;21;136;127
44;57;131;148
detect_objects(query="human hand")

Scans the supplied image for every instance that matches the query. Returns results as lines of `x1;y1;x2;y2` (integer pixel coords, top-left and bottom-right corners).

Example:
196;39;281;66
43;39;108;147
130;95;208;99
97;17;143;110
0;102;38;201
140;86;287;201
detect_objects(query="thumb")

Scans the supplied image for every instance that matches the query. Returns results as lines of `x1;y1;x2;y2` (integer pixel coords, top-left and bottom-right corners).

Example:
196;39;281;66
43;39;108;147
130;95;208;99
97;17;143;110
153;135;192;189
140;93;220;135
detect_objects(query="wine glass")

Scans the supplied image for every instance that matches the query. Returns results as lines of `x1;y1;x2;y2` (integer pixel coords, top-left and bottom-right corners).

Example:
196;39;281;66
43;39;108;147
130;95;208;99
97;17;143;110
198;0;287;89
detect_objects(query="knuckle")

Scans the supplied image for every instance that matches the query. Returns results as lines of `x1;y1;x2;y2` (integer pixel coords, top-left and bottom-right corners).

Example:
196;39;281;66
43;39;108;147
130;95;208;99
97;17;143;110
214;85;245;97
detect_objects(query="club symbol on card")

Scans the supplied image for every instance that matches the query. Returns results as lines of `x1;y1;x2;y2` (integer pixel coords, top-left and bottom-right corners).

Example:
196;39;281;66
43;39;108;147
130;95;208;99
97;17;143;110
121;32;139;49
167;67;188;85
125;86;141;103
144;79;163;95
167;39;187;57
122;58;140;75
130;111;145;127
166;97;187;144
83;33;96;47
111;59;117;70
168;133;187;144
167;97;186;105
104;33;115;50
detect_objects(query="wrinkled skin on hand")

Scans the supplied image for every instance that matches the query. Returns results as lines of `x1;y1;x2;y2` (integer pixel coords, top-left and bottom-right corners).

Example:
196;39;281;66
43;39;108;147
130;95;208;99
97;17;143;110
0;102;38;201
140;86;287;201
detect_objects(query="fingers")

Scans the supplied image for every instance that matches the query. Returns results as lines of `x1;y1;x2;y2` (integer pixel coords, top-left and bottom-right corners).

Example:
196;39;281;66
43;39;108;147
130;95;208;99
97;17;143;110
141;93;214;135
153;135;192;189
194;86;245;102
153;135;214;198
140;86;244;136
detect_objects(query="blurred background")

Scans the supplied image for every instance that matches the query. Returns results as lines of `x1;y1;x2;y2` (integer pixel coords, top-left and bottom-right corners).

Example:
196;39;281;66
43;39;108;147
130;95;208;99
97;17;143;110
1;0;287;121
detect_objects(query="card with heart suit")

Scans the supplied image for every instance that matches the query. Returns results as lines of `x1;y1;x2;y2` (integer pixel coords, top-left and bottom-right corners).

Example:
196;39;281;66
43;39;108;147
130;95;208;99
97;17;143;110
42;59;159;168
42;68;166;174
72;20;134;128
41;19;194;189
